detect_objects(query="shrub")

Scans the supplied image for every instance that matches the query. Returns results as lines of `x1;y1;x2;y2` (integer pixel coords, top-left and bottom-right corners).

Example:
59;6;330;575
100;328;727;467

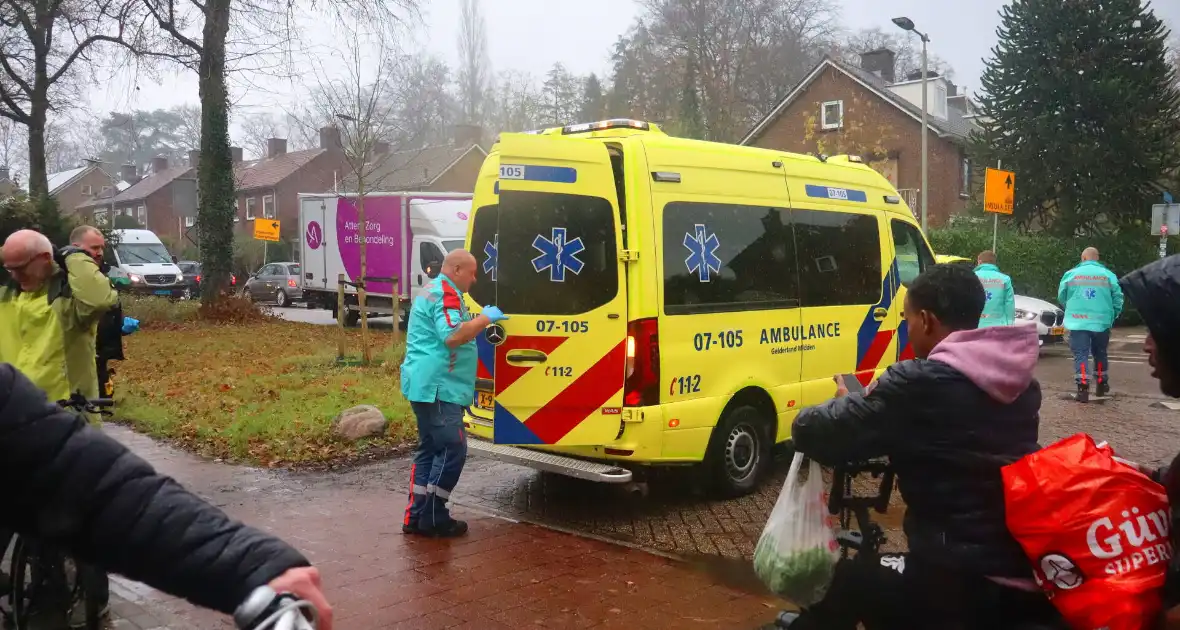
122;294;272;327
928;226;1173;325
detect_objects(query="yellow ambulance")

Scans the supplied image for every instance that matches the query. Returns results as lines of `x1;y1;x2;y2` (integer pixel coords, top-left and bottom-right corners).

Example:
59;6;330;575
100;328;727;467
462;119;937;496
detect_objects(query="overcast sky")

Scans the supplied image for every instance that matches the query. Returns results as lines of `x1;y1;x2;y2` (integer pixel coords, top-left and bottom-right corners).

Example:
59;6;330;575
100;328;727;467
84;0;1180;123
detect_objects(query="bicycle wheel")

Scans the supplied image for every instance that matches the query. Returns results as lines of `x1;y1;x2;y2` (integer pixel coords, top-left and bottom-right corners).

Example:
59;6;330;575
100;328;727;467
9;538;91;630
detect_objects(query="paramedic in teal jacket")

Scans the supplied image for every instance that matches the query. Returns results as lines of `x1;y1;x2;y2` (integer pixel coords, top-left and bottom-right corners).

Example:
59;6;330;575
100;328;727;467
399;249;506;537
974;250;1015;327
1058;247;1124;401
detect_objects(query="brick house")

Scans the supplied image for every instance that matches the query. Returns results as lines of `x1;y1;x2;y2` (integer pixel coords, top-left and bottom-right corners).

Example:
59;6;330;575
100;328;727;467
76;156;197;244
49;163;130;217
339;143;487;194
740;49;980;226
231;127;358;250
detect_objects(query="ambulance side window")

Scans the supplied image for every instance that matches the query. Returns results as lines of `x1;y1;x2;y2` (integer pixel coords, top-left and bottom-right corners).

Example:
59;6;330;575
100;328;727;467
890;220;936;287
794;210;881;307
468;204;498;308
662;202;798;315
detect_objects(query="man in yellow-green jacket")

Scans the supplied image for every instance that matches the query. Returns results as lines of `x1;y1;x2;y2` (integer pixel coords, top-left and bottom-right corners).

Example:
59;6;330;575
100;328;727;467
0;227;119;403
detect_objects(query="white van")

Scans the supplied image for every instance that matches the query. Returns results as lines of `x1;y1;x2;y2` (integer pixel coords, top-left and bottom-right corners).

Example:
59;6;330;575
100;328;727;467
407;197;469;302
106;229;185;297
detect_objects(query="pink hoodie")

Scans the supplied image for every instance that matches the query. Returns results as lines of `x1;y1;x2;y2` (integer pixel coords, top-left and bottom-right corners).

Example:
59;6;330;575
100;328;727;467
927;325;1040;404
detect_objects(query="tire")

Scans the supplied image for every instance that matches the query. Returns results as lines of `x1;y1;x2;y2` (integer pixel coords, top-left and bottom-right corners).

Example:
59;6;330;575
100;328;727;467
704;404;773;498
275;290;289;308
343;309;361;328
10;539;103;630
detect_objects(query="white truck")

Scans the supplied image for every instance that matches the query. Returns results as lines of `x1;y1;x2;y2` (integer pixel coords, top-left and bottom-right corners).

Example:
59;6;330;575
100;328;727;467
298;192;473;326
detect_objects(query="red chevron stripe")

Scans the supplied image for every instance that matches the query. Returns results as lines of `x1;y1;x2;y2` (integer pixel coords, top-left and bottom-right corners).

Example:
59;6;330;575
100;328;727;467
524;340;627;444
494;336;567;395
856;330;894;386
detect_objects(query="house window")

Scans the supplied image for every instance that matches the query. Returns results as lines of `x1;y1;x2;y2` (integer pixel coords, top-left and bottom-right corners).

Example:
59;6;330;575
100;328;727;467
961;158;970;198
184;216;195;227
263;194;275;219
94;209;107;226
81;184;92;195
246;197;257;220
137;205;146;225
821;100;844;130
101;185;111;194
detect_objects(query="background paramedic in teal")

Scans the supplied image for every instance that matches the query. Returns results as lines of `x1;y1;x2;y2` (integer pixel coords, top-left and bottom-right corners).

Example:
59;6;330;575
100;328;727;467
1058;247;1124;402
974;250;1015;327
399;249;506;537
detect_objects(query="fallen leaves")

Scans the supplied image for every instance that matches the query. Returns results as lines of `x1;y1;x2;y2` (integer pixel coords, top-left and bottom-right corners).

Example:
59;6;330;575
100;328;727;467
115;320;413;469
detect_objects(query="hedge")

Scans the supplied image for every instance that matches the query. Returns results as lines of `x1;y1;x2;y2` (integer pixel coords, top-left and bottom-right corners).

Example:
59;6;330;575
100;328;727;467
928;225;1172;325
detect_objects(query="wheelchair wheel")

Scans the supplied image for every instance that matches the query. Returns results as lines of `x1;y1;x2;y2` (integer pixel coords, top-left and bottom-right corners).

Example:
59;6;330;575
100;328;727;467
10;538;103;630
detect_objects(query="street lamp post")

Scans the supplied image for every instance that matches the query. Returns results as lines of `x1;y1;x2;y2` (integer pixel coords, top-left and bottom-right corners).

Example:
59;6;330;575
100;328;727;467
893;16;931;233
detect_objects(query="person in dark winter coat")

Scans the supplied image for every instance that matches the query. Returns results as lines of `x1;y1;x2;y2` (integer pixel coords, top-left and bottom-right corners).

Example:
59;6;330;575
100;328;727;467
783;263;1062;630
0;363;334;628
1117;255;1180;629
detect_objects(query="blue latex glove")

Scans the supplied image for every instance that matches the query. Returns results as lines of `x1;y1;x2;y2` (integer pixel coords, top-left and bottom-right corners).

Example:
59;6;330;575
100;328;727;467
121;317;140;335
482;305;509;323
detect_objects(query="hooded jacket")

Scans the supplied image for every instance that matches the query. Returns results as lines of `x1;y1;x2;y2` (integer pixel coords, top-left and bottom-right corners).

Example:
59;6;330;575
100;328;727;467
1058;260;1124;332
0;363;309;613
792;325;1043;578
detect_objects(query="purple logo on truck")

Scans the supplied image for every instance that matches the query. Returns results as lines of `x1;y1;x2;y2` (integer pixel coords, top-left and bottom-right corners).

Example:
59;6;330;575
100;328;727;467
457;211;468;220
335;197;404;296
305;221;323;250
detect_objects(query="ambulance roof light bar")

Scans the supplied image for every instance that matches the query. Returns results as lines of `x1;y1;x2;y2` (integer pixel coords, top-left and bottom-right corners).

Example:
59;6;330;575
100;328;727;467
561;119;651;135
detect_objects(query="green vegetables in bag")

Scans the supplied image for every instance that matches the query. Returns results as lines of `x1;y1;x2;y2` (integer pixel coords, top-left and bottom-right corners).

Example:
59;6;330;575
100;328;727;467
752;536;835;606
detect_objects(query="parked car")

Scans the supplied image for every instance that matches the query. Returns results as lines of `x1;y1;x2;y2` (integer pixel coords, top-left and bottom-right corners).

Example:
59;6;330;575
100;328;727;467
935;254;1065;346
244;262;303;307
176;261;237;299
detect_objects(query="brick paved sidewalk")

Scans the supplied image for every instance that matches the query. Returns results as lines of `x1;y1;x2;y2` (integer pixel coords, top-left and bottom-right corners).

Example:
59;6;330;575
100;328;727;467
101;426;784;629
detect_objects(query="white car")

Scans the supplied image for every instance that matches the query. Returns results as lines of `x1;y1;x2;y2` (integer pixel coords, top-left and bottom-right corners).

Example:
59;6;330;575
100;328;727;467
1014;295;1066;347
935;255;1064;346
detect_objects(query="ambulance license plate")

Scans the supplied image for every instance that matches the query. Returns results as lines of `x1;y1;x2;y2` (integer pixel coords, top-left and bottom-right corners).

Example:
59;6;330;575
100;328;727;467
476;391;494;411
1051;327;1064;336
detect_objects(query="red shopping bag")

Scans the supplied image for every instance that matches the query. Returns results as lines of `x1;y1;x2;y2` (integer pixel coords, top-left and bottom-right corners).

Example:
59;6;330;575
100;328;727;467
1002;433;1171;630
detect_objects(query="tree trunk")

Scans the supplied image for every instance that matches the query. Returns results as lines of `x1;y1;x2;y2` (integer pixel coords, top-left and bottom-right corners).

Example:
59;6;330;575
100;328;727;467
197;0;235;304
357;177;371;364
26;104;48;201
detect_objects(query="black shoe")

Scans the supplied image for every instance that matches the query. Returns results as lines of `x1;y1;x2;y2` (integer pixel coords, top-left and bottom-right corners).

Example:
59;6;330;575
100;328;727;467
1076;385;1089;403
424;519;469;538
402;521;425;535
1096;382;1110;398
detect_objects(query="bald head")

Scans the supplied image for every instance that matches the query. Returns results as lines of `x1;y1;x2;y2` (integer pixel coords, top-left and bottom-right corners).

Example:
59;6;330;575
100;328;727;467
2;229;55;291
443;248;479;292
977;250;997;265
1082;247;1100;262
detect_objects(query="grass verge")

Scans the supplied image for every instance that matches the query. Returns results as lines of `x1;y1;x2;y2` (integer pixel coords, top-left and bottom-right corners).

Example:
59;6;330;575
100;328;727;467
114;317;415;468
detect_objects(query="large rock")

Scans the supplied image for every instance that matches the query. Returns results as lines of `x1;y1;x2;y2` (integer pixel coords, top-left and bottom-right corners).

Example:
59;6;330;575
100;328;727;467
332;405;389;441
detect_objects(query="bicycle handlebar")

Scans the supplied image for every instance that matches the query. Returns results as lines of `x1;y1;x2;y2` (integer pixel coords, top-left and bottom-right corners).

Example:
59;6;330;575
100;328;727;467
57;391;114;415
234;586;317;630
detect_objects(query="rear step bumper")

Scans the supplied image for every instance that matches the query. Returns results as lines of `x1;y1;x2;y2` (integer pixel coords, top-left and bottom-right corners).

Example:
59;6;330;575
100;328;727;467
467;437;633;483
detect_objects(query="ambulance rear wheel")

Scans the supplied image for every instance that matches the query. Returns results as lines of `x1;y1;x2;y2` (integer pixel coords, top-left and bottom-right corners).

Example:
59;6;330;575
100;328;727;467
706;405;772;498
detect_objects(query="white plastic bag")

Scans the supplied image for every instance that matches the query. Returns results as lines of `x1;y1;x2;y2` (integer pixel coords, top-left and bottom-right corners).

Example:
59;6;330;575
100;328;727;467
752;452;839;606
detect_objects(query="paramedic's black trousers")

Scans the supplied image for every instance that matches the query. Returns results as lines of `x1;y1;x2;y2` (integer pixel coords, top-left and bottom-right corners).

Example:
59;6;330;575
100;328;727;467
789;553;1066;630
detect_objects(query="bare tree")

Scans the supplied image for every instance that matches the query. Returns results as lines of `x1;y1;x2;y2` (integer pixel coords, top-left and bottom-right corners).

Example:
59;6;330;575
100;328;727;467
0;117;26;181
175;103;202;150
456;0;489;125
140;0;419;305
236;110;317;158
833;27;954;83
306;33;405;363
0;0;175;199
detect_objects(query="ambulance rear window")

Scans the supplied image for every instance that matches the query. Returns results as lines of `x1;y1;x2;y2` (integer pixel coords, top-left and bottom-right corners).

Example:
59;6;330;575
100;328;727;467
495;190;618;315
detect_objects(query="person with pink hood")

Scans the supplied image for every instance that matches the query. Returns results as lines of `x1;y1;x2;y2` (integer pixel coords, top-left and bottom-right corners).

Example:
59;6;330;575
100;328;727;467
783;264;1063;630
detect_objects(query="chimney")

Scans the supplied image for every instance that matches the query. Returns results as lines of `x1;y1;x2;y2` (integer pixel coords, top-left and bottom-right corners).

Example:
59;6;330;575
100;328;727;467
120;163;138;184
319;126;342;151
151;156;168;174
451;124;483;147
188;150;201;168
374;140;390;154
231;147;244;163
946;80;958;97
859;48;896;83
267;138;287;158
905;69;940;81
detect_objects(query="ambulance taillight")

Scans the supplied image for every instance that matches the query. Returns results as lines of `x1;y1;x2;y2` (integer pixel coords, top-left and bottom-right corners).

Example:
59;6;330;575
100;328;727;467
624;318;660;406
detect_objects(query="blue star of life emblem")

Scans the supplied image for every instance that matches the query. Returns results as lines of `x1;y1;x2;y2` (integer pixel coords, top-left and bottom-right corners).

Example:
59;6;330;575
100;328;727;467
985;290;994;302
482;234;498;281
683;223;722;282
531;227;585;282
1085;288;1097;299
